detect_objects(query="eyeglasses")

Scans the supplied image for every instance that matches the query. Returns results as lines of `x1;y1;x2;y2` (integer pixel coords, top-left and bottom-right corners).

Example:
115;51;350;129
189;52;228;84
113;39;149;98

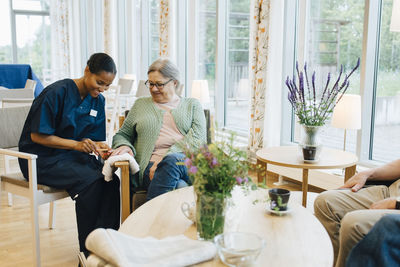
145;79;173;89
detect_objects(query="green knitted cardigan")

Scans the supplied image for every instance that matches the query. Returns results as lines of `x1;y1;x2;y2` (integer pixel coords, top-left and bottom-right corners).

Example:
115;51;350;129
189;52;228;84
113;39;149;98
112;96;207;187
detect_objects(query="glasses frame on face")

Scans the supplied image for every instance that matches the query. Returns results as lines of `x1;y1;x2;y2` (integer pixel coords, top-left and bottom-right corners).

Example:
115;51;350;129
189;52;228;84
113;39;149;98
145;79;174;90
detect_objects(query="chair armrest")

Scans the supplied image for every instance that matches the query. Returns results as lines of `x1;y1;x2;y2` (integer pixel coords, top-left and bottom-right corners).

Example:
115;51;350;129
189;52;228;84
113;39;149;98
0;148;37;160
113;160;129;168
113;160;131;222
0;148;39;191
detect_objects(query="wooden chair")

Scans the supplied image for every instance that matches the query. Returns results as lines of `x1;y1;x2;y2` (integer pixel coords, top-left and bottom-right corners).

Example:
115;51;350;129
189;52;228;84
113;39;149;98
105;78;136;145
0;80;34;107
135;80;150;98
0;106;69;267
104;83;121;145
115;109;212;222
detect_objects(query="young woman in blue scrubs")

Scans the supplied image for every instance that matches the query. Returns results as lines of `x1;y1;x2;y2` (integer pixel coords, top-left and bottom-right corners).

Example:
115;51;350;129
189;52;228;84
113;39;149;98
18;53;120;256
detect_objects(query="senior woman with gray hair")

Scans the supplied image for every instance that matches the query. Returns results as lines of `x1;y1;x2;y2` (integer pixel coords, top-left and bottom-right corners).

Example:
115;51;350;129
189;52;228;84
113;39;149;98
111;58;206;200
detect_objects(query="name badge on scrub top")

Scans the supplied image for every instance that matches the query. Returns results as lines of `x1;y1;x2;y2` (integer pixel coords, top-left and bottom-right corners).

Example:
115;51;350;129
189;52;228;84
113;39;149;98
90;109;98;117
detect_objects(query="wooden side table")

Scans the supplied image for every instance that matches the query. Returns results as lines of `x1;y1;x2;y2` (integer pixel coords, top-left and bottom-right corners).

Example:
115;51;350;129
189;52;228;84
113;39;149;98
256;146;358;207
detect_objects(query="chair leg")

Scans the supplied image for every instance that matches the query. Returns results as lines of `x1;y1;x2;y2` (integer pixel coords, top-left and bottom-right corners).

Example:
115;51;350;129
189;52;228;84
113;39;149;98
0;183;2;208
31;196;41;266
7;193;13;206
48;202;56;229
78;252;87;267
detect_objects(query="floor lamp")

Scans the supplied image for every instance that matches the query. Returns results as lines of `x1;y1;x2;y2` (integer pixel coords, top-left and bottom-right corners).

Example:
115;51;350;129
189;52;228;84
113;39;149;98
191;80;211;144
191;80;210;106
331;94;361;151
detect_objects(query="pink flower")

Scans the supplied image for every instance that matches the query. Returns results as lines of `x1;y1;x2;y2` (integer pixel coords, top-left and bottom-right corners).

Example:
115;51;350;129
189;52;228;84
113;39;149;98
189;166;198;174
184;158;192;167
235;177;243;184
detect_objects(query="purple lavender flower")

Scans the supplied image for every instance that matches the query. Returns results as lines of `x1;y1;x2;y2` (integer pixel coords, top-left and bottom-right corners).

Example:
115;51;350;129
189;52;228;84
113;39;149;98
189;166;198;174
312;71;316;102
285;58;359;126
211;157;218;166
304;62;311;102
235;177;243;185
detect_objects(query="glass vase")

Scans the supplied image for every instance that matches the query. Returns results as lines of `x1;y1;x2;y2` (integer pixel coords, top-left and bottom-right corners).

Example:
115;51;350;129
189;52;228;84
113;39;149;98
300;124;322;162
196;192;227;241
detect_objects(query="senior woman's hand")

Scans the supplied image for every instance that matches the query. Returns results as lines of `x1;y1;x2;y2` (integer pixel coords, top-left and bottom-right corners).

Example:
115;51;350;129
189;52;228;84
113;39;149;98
110;145;134;157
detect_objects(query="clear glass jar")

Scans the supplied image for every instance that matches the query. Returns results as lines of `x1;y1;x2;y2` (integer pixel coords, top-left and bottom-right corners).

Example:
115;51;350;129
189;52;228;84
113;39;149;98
300;124;322;162
196;192;227;240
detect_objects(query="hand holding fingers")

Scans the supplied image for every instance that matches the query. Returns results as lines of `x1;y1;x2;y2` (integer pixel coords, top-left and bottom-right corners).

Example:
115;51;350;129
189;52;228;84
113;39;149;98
110;146;133;156
83;139;99;154
96;142;110;150
74;140;91;153
75;139;99;154
95;142;112;158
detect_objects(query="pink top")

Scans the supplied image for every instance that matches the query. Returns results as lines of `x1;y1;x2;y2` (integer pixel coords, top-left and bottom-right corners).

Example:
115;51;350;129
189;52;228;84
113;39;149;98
150;94;184;164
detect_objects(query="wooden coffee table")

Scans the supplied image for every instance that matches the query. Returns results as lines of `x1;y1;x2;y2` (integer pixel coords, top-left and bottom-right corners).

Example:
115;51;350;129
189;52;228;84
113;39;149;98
256;146;358;207
119;186;333;266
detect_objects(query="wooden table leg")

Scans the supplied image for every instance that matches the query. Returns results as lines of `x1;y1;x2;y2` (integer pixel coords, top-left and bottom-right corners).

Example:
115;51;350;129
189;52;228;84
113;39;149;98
344;165;357;182
257;159;267;184
302;169;309;207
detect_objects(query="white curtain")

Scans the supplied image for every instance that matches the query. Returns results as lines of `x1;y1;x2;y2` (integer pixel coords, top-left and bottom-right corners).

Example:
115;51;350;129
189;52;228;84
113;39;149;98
50;0;70;81
159;0;170;57
263;0;284;148
104;0;113;56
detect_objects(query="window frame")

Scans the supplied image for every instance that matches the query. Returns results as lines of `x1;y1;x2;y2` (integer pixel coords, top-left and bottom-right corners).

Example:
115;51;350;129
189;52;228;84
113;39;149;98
9;0;50;64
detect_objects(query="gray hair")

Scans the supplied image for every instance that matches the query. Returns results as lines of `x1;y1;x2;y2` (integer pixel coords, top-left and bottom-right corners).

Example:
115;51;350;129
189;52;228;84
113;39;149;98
148;58;181;88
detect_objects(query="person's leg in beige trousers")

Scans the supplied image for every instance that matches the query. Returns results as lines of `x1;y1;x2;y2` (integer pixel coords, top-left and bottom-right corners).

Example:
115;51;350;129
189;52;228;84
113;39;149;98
313;186;396;267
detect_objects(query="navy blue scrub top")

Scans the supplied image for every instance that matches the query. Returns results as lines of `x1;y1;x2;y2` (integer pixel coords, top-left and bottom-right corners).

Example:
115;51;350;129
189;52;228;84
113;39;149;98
18;79;107;197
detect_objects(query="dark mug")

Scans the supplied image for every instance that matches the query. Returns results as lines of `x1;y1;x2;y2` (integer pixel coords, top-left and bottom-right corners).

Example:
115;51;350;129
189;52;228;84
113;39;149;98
302;146;318;160
268;188;290;211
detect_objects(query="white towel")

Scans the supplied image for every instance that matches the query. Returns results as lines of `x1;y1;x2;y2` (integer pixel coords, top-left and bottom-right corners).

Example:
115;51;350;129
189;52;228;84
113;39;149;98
102;153;140;182
86;228;217;267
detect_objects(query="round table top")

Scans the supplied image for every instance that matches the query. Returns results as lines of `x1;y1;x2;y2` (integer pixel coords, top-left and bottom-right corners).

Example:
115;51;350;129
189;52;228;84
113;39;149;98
120;186;333;267
256;145;358;169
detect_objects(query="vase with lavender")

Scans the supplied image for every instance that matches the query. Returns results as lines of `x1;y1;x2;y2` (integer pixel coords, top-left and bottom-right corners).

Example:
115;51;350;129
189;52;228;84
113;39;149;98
285;59;360;162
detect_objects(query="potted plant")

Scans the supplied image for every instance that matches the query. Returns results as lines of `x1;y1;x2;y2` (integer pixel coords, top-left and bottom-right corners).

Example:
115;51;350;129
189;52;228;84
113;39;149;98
285;59;360;161
181;133;252;240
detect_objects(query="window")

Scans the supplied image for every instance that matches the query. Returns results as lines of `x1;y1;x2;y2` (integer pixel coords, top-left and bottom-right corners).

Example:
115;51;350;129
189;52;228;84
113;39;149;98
9;0;50;81
195;0;251;134
196;0;217;110
15;15;50;81
285;0;400;164
0;1;12;63
225;0;251;133
372;0;400;162
293;0;365;155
